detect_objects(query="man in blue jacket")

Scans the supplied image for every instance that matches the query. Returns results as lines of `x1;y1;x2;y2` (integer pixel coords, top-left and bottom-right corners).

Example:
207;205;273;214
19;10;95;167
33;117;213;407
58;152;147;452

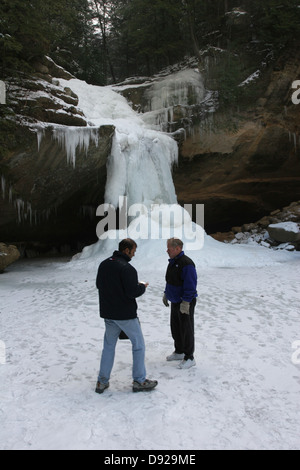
96;238;158;394
163;237;198;369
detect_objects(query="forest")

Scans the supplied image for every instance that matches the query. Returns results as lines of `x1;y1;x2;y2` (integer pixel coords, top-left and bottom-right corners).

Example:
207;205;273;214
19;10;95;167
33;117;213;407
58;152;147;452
1;0;300;86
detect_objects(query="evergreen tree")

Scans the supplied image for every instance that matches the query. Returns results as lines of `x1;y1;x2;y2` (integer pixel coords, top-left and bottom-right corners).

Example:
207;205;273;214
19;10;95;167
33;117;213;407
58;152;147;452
0;0;49;76
110;0;185;78
0;0;97;82
246;0;300;48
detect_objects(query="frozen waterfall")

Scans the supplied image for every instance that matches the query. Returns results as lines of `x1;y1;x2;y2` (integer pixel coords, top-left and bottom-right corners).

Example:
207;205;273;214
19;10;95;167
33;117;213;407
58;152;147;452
105;129;178;209
54;76;205;255
57;78;179;209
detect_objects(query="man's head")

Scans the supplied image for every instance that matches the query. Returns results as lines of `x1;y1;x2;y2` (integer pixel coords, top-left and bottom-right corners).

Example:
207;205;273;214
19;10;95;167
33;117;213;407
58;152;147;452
119;238;137;259
167;237;183;259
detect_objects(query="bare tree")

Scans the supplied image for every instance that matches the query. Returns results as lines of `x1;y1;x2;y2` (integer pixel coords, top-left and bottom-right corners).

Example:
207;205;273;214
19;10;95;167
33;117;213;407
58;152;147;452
90;0;116;83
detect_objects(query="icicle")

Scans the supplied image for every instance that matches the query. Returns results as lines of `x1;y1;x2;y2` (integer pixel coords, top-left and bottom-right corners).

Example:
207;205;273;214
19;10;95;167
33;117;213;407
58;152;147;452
80;205;95;220
9;185;13;203
27;202;32;225
52;127;99;168
168;107;174;124
1;176;6;199
15;199;25;223
37;128;45;151
143;69;206;130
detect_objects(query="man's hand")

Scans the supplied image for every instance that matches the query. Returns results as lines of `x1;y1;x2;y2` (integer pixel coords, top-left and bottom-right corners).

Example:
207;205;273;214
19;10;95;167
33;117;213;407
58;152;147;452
180;300;190;314
163;294;169;307
139;281;149;288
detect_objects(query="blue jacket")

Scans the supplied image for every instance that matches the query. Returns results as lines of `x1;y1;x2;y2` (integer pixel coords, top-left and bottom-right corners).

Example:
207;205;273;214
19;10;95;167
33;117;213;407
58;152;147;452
165;251;198;304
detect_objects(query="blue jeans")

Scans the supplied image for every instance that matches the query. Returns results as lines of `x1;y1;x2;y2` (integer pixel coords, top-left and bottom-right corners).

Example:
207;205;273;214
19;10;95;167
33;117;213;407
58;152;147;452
98;318;146;384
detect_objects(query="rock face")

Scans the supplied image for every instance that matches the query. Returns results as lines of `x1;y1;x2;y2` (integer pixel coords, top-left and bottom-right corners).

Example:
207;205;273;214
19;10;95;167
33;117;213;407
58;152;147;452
268;222;300;244
0;124;114;252
1;46;300;251
174;120;300;233
173;45;300;233
113;49;300;234
0;243;20;272
0;59;115;252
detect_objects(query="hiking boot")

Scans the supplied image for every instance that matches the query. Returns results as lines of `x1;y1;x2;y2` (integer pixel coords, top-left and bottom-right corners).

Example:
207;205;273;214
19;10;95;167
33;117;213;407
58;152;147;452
95;381;110;394
132;379;158;393
177;359;196;370
166;352;185;362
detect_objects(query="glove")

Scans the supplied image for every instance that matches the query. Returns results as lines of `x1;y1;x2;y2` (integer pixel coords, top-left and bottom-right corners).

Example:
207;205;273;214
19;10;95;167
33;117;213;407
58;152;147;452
163;294;169;307
180;300;190;315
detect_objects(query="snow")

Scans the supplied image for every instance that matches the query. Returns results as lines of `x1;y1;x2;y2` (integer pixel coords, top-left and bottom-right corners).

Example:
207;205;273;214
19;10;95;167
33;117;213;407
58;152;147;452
0;249;300;450
269;222;300;234
239;70;261;87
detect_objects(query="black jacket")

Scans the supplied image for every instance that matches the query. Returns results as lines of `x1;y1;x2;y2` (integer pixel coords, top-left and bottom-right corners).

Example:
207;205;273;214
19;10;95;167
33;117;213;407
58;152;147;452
96;251;146;320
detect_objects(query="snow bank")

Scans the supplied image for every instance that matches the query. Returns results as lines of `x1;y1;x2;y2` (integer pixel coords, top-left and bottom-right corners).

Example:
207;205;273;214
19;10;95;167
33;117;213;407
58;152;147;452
75;229;299;273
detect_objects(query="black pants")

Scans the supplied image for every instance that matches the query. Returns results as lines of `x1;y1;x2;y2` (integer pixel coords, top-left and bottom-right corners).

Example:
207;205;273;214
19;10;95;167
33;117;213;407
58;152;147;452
170;298;196;360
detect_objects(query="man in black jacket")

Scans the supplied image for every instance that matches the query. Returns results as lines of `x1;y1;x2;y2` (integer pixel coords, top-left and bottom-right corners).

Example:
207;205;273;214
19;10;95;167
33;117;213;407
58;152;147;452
96;238;158;394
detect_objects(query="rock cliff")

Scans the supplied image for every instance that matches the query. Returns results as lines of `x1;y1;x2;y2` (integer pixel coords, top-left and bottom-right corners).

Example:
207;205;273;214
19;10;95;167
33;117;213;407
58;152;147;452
112;47;300;234
173;45;300;232
0;57;114;254
0;243;20;272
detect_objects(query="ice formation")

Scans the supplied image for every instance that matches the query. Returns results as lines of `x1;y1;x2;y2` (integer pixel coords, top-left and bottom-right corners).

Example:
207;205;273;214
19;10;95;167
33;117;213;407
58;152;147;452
54;75;205;254
105;129;178;209
144;69;205;112
52;127;99;168
57;78;179;209
141;69;207;132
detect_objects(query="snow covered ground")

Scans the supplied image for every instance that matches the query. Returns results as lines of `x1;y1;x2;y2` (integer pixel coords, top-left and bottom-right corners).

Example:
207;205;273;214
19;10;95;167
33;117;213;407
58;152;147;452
1;242;300;450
